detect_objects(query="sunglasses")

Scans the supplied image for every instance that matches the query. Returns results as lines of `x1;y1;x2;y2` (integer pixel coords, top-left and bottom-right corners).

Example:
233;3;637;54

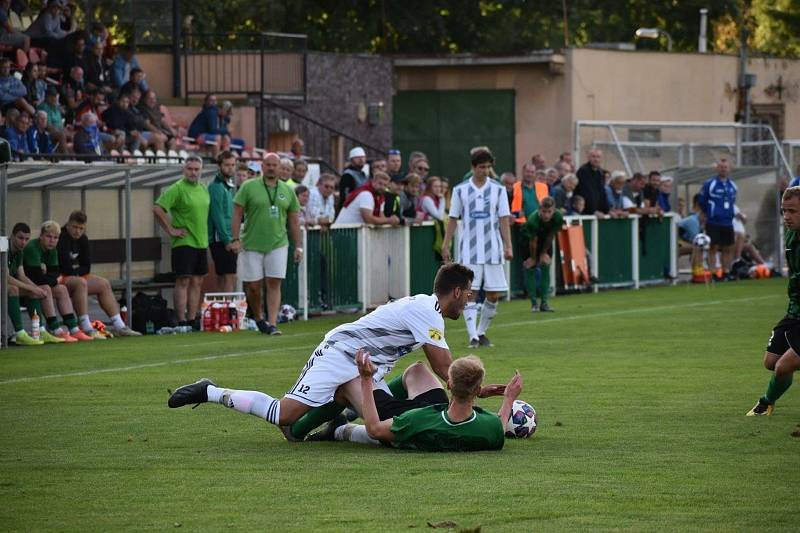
416;166;430;172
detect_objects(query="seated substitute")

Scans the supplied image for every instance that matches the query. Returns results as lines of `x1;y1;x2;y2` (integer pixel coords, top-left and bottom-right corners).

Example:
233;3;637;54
57;210;141;337
6;222;51;345
521;197;564;312
308;351;521;452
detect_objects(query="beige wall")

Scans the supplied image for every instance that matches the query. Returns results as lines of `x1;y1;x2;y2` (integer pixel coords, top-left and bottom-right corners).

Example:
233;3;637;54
137;53;174;100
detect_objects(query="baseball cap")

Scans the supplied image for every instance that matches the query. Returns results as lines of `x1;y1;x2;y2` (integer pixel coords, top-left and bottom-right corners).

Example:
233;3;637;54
246;160;262;173
388;148;401;155
349;147;366;159
390;174;405;184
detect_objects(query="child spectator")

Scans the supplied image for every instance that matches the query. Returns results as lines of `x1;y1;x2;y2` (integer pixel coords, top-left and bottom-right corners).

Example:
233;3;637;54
418;176;446;221
572;194;586;215
400;173;421;220
22;63;45;108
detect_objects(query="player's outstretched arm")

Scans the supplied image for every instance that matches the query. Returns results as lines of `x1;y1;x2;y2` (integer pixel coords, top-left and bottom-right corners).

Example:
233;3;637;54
422;344;453;382
355;350;395;443
497;371;523;423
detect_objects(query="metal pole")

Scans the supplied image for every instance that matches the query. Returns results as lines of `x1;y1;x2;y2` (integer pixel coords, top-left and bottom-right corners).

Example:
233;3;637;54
172;0;182;98
632;216;640;289
608;125;632;176
669;214;678;283
591;217;599;293
0;164;6;235
125;168;133;326
300;227;308;321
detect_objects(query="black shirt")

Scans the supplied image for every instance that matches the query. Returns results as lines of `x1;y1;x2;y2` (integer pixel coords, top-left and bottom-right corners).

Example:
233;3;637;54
575;162;609;214
57;227;91;276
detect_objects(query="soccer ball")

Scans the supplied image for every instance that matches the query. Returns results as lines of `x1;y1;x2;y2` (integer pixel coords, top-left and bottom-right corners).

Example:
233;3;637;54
278;304;297;323
504;400;538;438
693;233;711;250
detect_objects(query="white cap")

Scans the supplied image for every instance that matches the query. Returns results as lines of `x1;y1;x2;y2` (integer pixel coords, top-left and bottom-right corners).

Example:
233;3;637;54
247;161;262;173
349;147;366;159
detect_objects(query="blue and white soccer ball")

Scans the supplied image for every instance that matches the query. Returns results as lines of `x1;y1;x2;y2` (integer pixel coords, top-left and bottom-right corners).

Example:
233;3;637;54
278;304;297;323
693;233;711;250
505;400;538;439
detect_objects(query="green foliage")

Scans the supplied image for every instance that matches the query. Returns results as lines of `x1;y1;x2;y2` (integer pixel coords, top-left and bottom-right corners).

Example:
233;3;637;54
2;279;800;530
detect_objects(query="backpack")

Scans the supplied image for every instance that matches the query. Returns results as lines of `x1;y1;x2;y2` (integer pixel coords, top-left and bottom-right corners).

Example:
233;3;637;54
131;292;177;333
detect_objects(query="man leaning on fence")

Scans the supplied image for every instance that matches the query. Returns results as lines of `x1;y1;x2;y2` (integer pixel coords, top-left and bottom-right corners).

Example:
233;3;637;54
153;155;210;331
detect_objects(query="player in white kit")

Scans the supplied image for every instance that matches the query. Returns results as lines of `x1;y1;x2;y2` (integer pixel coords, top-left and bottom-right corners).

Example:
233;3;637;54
442;147;513;348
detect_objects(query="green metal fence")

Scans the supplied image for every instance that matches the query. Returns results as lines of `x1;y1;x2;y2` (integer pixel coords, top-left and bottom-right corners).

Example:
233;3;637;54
638;217;672;282
409;223;442;295
597;218;635;285
306;226;362;313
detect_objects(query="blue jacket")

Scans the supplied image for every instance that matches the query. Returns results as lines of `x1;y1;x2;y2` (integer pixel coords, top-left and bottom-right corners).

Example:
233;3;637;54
27;128;55;154
188;105;221;138
699;176;737;227
0;75;27;105
5;126;30;158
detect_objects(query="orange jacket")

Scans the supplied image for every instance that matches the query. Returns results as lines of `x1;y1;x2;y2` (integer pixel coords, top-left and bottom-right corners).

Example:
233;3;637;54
512;181;549;223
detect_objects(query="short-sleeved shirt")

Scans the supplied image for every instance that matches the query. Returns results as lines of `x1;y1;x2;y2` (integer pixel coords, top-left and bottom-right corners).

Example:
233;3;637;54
521;209;564;242
390;404;505;452
449;178;510;265
785;229;800;319
155;177;210;250
22;238;58;275
323;294;448;368
233;178;299;254
334;190;374;225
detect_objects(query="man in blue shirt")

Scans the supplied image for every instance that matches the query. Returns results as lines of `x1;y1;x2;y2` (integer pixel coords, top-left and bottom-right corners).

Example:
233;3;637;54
5;110;31;159
699;159;737;279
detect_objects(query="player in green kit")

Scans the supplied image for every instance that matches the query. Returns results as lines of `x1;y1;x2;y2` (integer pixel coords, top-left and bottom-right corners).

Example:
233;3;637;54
747;186;800;416
521;197;564;312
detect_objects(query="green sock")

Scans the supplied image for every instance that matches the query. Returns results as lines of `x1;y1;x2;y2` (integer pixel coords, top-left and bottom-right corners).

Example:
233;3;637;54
525;268;537;306
46;316;61;331
7;296;23;331
27;298;42;318
763;374;793;405
62;313;78;330
537;265;550;303
289;401;345;439
387;375;408;400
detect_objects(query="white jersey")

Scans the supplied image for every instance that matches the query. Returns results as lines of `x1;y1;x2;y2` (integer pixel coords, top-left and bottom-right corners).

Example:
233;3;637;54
449;178;510;265
323;294;449;366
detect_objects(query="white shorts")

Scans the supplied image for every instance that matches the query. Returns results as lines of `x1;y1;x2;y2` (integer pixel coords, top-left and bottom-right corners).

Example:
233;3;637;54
466;263;508;292
285;342;392;407
238;247;288;282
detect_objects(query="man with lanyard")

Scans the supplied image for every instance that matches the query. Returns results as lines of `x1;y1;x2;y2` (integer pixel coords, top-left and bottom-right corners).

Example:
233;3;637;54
230;152;301;336
521;197;564;313
747;186;800;416
207;150;238;292
699;158;737;280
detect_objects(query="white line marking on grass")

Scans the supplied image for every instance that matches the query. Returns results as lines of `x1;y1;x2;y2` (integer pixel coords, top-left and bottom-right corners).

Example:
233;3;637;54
0;294;780;385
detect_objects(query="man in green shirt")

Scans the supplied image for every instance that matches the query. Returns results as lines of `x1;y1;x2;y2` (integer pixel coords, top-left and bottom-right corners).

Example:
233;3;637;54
208;151;237;292
230;152;302;335
153;155;210;328
521;197;564;312
6;222;47;345
747;186;800;416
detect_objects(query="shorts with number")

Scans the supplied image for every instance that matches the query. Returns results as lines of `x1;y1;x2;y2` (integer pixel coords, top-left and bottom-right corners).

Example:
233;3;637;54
285;342;392;407
171;246;208;276
209;242;237;275
465;263;508;292
238;246;288;282
766;316;800;356
706;223;734;247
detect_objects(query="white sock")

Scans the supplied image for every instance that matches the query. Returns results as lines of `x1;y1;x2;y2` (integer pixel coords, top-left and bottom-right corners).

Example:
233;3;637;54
70;326;81;335
464;302;479;341
110;314;126;329
335;423;380;445
477;300;498;336
208;385;281;425
79;314;93;332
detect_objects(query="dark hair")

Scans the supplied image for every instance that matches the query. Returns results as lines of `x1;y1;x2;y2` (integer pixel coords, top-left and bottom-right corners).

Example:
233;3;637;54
692;193;701;207
12;222;30;235
433;263;474;296
540;196;555;209
648;170;661;178
130;68;143;77
294;185;309;195
471;149;494;167
632;172;645;181
68;210;87;224
217;150;235;165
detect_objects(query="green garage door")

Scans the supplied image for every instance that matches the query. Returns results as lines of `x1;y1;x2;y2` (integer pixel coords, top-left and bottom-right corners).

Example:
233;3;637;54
393;90;516;183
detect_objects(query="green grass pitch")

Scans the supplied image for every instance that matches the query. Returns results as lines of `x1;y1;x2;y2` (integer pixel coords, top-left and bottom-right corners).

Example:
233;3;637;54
2;278;800;531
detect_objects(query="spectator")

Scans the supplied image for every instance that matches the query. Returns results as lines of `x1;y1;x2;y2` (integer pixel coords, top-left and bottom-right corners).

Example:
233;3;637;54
22;220;84;342
789;164;800;188
230;152;302;336
643;170;661;208
500;172;516;206
292;159;308;185
138;90;177;150
545;167;559;190
334;171;399;226
187;93;228;157
606;171;634;216
235;161;250;186
60;2;78;34
511;163;548;224
120;67;147;96
37;85;63;132
27;110;55;154
279;157;298;189
572;194;586;214
371;158;388;177
153;156;210;330
72;111;102;155
111;45;146;89
101;92;142;151
1;106;19;137
657;176;673;213
677;194;709;283
307;173;336;226
557;151;575;173
83;39;112;94
246;159;261;180
217;100;245;151
61;32;87;73
25;0;72;52
408;151;427;173
521;196;563;312
399;173;421;220
338;146;368;210
440;179;451;212
127;86;166;151
5;110;31;158
531;153;546;170
61;65;85;107
419;176;446;221
22;63;44;107
289;137;304;160
383;174;406;225
207;151;238;292
575;148;609;215
554;160;570;184
551;173;579;214
295;185;311;225
0;57;34;116
57;210;141;337
387;148;403;181
412;158;430;181
0;0;29;53
75;89;120;152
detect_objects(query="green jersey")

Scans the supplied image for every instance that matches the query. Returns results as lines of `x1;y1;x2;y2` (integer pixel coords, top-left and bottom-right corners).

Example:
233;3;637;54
155;177;210;249
7;248;22;277
521;209;564;244
207;172;234;245
785;229;800;319
390;404;505;452
234;178;299;254
22;238;59;286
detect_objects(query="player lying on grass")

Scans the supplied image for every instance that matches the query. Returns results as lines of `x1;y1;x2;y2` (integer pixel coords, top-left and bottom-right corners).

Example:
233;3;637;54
747;186;800;416
168;263;506;441
307;350;522;452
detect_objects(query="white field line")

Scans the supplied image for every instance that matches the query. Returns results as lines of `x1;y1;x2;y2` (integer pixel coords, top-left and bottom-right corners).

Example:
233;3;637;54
0;294;781;385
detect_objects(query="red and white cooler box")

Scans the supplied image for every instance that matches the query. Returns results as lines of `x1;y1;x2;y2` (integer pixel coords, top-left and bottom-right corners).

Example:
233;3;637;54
201;292;248;332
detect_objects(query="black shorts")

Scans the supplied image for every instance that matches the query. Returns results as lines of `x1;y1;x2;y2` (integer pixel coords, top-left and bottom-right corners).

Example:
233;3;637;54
706;223;734;247
374;388;449;420
171;246;208;277
767;316;800;356
209;242;237;275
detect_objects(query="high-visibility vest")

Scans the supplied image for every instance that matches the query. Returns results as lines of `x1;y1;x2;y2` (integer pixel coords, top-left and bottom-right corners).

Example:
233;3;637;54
512;181;549;223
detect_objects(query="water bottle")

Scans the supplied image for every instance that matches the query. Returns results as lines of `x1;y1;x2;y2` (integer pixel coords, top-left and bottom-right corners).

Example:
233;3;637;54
146;320;155;335
120;306;128;324
157;327;173;335
31;310;40;341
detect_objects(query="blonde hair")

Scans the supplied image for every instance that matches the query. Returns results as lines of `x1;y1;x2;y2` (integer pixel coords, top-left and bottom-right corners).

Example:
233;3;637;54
448;355;485;401
404;173;421;187
40;220;61;236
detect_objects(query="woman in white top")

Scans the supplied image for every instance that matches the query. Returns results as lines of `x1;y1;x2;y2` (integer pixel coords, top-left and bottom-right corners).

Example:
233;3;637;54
418;176;447;221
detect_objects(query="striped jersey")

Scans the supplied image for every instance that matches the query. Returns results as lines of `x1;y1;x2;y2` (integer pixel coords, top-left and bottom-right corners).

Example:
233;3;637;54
449;178;510;265
323;294;449;367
